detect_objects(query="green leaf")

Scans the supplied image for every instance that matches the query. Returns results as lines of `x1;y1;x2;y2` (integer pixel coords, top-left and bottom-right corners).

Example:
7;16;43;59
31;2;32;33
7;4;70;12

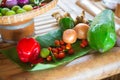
0;47;32;70
0;29;91;71
36;29;62;48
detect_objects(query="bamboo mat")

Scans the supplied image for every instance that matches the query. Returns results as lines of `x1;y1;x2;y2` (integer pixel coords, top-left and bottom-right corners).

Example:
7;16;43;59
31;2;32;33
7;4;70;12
34;0;93;36
0;0;120;80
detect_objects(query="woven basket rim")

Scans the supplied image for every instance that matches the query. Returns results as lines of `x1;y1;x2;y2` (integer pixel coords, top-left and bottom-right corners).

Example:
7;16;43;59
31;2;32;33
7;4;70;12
0;0;58;25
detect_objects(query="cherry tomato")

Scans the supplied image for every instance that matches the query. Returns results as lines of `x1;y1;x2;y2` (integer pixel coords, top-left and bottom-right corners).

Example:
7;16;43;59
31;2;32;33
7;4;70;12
54;40;60;46
57;47;63;52
61;45;66;51
53;52;59;58
47;56;52;61
68;48;74;55
66;43;72;50
52;48;58;53
60;40;65;45
58;51;65;59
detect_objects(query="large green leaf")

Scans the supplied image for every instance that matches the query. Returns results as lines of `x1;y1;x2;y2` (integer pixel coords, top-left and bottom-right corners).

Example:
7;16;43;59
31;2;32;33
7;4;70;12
0;29;91;71
0;47;32;70
36;29;62;48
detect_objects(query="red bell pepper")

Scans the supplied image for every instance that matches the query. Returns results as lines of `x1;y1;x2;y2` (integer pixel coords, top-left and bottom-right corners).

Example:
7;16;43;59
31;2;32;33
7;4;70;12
17;38;42;64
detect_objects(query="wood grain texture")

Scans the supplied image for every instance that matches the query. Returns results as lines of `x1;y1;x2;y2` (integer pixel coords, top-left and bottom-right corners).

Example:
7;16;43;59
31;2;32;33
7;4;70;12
115;4;120;18
0;47;120;80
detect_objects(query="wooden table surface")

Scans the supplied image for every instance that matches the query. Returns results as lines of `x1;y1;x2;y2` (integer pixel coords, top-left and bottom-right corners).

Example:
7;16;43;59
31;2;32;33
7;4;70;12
0;0;120;80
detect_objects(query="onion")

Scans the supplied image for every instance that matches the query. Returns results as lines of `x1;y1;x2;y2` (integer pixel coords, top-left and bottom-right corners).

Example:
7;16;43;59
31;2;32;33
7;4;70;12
17;0;29;6
6;0;18;8
63;29;77;44
73;23;89;39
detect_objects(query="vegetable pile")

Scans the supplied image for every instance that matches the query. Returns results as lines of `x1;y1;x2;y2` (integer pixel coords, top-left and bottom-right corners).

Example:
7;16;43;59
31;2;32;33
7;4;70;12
0;0;46;16
0;9;117;71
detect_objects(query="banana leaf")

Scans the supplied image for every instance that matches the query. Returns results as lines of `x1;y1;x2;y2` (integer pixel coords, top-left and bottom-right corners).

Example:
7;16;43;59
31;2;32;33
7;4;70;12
0;29;91;71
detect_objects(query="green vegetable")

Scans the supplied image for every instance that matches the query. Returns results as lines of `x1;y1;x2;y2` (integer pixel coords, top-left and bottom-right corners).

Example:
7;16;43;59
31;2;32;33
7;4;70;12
5;10;16;16
1;8;10;15
12;6;21;12
22;5;33;11
0;29;91;71
87;9;116;53
0;13;2;16
30;0;44;6
0;8;2;13
40;48;50;58
16;8;26;14
59;17;75;31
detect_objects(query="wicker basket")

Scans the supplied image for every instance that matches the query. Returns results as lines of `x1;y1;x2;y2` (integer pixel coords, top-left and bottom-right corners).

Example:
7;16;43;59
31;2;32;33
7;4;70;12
0;0;58;43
